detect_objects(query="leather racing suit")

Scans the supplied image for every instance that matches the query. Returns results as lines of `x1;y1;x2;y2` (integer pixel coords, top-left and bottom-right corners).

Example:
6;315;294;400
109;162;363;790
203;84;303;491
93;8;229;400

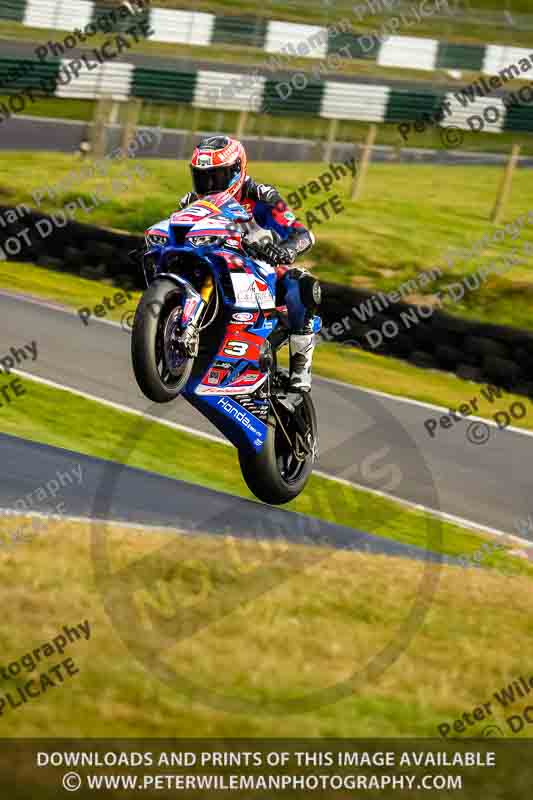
179;177;321;393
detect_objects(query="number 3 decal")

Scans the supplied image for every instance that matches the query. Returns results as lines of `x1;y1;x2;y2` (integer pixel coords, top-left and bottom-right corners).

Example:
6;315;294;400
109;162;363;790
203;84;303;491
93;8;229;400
223;340;249;357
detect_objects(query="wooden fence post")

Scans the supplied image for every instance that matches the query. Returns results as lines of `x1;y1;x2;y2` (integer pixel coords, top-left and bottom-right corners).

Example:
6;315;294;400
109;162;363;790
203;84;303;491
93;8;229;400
91;95;112;160
236;109;248;138
324;117;339;163
491;143;521;225
351;123;377;201
120;99;142;156
214;110;224;133
186;106;201;154
257;114;268;161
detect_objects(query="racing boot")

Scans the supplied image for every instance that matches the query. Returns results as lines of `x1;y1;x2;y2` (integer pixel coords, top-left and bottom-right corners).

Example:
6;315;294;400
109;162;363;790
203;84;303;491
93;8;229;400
284;329;315;410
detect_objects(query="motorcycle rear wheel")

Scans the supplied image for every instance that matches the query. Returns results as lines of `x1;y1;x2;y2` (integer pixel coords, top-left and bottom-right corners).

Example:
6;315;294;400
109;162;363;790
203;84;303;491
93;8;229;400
131;279;194;403
238;392;318;505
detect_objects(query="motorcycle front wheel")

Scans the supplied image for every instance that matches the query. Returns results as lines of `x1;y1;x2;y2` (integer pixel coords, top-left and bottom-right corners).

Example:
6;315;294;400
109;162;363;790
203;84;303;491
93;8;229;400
131;279;194;403
238;392;318;505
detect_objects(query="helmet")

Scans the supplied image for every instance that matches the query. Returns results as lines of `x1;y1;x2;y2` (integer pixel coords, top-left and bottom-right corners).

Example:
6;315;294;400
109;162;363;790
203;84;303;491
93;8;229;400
190;136;247;200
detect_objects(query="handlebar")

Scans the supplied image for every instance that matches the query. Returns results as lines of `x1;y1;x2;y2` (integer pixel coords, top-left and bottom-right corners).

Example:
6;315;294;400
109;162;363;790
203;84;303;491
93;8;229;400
244;240;277;266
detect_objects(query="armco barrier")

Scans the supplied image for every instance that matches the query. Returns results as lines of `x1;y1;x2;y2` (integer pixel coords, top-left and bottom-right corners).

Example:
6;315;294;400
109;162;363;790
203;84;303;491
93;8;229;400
1;206;532;396
2;52;533;134
3;0;531;78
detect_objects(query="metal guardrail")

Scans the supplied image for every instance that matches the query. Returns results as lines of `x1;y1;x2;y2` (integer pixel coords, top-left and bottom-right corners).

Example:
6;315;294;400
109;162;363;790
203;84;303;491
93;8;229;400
4;0;533;38
2;53;533;135
0;0;26;21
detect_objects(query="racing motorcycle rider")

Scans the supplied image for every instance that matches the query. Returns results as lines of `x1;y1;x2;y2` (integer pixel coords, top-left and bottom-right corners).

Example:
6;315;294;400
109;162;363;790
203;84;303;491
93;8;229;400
179;135;321;404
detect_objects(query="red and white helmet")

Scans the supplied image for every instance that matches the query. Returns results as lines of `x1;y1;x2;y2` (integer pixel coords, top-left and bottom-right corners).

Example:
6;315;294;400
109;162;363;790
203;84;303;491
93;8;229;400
190;136;247;201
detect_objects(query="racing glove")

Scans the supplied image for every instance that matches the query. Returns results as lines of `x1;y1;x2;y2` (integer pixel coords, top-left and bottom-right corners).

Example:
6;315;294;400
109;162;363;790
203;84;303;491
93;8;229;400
179;191;198;209
260;242;297;266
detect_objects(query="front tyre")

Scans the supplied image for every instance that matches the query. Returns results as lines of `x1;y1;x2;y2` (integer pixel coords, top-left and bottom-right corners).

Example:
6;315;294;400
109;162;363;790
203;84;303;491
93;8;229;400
238;393;318;505
131;279;194;403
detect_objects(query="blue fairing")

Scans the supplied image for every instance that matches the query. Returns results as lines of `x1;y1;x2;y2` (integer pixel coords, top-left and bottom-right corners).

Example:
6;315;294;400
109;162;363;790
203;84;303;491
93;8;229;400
144;196;319;455
144;198;274;454
186;382;268;452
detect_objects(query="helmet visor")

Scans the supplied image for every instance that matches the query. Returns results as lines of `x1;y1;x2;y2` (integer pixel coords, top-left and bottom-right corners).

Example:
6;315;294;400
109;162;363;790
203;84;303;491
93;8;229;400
191;164;239;196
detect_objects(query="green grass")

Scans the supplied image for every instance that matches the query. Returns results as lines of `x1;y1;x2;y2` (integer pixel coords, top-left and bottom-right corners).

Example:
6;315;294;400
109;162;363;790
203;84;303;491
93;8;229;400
0;375;532;742
0;260;142;322
0;370;531;572
0;515;531;743
1;154;533;328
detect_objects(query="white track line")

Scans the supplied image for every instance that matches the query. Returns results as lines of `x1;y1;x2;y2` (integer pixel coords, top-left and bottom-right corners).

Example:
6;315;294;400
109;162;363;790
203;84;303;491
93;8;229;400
0;289;125;330
3;289;532;438
2;291;531;541
0;507;191;536
11;368;228;447
318;373;533;439
9;368;531;546
314;469;529;546
0;508;522;563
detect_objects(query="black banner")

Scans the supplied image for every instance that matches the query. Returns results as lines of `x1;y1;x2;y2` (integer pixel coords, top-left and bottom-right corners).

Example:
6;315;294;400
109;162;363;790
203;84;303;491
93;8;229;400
0;739;531;798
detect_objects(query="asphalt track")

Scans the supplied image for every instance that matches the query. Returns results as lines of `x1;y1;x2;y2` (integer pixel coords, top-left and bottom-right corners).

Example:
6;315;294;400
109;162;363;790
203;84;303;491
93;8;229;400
1;431;454;564
1;291;531;541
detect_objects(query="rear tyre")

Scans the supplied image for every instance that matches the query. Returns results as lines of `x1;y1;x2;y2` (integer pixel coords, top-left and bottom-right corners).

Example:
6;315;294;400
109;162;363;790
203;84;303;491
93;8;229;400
131;279;194;403
238;392;318;505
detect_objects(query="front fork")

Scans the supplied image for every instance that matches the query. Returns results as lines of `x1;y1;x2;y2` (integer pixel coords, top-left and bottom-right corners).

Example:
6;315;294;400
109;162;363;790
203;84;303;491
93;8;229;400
174;273;215;359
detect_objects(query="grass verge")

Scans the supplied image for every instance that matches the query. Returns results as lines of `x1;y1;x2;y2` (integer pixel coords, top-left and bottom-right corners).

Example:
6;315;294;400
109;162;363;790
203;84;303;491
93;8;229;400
0;514;532;738
1;369;532;573
1;155;533;329
0;260;142;323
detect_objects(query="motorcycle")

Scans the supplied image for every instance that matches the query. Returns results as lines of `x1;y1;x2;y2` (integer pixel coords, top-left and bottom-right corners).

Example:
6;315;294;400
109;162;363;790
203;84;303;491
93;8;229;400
131;191;321;505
